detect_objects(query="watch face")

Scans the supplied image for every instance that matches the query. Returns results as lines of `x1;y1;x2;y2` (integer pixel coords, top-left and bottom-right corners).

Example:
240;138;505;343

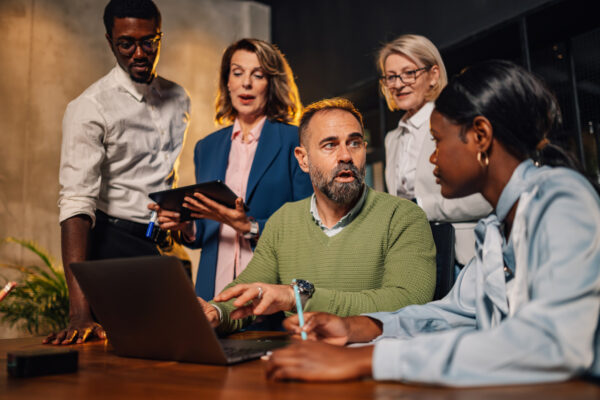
296;279;314;296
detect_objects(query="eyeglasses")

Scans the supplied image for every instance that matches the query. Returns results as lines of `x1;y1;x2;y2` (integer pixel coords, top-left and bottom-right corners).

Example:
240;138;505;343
114;33;163;57
380;66;431;86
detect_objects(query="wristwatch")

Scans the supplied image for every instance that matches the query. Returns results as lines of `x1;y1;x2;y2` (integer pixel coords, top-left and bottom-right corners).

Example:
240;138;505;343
295;279;315;305
243;217;259;239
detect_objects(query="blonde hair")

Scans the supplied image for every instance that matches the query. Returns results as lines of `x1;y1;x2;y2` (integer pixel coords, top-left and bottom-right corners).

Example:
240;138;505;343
377;34;447;111
215;38;302;125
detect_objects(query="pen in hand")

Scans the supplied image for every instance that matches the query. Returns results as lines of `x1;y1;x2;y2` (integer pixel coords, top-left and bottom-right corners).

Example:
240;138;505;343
292;279;307;340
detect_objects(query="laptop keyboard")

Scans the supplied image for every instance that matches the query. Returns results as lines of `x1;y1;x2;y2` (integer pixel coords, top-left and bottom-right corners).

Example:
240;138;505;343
219;339;289;363
222;346;265;359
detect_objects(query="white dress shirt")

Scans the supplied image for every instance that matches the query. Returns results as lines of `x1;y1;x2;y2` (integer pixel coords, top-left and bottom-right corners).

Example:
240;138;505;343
58;65;190;225
384;102;434;200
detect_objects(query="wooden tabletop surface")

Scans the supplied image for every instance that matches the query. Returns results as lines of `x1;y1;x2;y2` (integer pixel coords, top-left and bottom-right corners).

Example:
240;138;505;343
1;335;599;400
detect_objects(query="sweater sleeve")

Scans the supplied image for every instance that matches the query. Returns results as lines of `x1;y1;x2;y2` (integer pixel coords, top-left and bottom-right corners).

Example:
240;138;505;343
305;203;437;316
214;209;282;334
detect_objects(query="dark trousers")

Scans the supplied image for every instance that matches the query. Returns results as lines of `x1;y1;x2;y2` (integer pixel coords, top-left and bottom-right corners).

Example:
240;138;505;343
89;212;160;260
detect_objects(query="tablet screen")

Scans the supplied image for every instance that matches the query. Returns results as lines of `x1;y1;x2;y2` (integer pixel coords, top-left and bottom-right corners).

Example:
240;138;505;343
148;180;248;221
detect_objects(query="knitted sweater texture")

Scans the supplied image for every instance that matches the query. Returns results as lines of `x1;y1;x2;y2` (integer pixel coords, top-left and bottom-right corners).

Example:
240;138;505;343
217;188;436;333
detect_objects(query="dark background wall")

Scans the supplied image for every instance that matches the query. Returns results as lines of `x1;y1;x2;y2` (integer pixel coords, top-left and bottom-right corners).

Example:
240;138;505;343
258;0;551;102
258;0;600;182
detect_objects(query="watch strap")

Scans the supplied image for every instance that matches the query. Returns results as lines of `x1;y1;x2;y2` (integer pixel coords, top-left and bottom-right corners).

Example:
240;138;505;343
243;218;259;239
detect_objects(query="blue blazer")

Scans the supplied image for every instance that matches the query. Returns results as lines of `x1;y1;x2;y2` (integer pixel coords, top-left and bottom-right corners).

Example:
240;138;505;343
190;119;313;300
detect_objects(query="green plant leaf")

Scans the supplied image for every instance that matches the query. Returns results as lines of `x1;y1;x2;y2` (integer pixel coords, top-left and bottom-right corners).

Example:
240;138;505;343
0;237;68;335
3;237;54;269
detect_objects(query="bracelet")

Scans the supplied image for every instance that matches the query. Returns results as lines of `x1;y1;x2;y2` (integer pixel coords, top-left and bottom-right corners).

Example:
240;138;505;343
212;303;223;323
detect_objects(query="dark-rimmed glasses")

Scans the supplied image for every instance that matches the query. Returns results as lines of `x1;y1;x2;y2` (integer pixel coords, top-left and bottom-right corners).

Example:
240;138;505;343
380;66;431;86
115;32;163;57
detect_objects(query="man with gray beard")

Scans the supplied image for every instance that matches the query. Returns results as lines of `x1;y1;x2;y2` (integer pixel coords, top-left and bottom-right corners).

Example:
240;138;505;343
197;98;436;334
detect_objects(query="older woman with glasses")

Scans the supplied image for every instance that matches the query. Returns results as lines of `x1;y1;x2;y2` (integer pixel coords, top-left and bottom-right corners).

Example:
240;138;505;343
150;38;312;300
378;34;491;266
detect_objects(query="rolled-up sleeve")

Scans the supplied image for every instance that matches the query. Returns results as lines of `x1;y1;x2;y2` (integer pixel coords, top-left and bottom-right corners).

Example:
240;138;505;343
58;98;107;226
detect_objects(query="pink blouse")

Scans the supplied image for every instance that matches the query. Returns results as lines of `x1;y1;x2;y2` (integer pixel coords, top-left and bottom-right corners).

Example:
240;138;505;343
213;116;266;295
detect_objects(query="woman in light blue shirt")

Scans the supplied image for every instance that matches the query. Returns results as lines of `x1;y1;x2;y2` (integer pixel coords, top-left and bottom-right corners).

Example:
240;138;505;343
264;60;600;386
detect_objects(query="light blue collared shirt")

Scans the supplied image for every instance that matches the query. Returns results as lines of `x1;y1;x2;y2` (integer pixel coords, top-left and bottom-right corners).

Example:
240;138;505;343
367;160;600;386
310;186;367;237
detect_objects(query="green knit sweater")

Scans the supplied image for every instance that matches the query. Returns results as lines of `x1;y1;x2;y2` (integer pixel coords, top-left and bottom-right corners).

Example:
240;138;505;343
216;188;436;333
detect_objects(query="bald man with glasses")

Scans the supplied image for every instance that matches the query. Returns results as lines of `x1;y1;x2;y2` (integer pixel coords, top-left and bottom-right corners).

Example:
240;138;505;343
48;0;190;345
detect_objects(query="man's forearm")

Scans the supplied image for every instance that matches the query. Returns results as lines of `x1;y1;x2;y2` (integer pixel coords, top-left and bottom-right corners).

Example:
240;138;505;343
61;215;93;318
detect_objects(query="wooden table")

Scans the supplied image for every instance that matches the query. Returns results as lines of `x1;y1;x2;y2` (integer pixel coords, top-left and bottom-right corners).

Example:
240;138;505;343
1;335;599;399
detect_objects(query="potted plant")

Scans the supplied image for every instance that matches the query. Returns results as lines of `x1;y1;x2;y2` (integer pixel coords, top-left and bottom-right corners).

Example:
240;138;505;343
0;237;69;335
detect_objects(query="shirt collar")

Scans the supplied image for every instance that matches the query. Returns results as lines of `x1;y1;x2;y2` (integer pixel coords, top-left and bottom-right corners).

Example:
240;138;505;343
310;185;368;232
112;64;160;103
398;101;434;130
231;116;267;143
496;159;544;221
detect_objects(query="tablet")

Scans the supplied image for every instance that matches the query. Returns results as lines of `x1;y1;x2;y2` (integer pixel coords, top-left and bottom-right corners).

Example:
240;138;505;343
149;180;248;221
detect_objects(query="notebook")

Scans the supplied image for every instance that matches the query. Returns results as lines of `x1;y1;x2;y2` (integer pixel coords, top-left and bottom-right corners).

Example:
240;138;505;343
70;256;289;364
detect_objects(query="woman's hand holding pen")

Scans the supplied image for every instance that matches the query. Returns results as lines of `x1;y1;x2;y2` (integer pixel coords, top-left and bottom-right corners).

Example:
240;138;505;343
265;313;383;381
214;283;295;320
283;313;384;346
183;192;253;235
283;312;350;346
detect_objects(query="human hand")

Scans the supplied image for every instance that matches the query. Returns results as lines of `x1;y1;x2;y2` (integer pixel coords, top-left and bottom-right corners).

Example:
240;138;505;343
197;297;220;328
214;283;295;320
43;316;105;345
183;193;252;235
265;341;374;381
283;312;350;346
147;203;194;240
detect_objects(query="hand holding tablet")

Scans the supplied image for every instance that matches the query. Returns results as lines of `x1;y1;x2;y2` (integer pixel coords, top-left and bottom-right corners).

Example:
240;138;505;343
149;180;249;221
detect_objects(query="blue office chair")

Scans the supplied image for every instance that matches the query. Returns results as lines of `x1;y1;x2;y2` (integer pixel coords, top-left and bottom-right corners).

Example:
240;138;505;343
429;221;456;300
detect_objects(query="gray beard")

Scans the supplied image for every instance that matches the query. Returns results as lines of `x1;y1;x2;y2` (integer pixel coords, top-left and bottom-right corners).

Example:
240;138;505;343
309;161;365;206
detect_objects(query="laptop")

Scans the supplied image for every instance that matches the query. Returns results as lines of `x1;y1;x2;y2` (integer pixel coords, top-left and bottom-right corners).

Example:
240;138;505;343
70;256;290;365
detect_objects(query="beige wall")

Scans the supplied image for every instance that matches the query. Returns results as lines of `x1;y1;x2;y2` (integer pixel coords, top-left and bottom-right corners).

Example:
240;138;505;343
0;0;270;338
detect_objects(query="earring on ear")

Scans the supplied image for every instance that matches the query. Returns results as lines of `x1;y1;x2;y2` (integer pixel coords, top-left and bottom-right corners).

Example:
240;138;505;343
477;151;489;168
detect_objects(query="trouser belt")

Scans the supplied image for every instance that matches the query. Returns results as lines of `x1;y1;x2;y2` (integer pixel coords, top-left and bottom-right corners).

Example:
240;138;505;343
95;210;169;245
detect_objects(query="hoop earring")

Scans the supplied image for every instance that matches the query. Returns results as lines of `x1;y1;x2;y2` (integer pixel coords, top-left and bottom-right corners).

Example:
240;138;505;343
477;151;489;168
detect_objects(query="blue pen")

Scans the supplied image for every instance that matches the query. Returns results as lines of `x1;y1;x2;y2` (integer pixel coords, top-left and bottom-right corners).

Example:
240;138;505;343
146;211;157;238
292;279;307;340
